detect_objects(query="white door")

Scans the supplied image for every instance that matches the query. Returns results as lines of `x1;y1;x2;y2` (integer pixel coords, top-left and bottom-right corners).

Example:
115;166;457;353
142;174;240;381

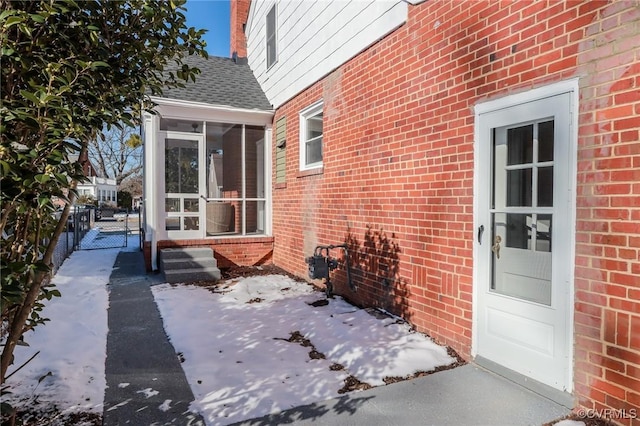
162;131;206;240
475;88;575;392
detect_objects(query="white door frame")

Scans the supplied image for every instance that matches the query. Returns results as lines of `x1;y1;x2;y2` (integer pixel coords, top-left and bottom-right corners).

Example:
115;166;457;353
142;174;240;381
472;79;579;393
159;130;206;240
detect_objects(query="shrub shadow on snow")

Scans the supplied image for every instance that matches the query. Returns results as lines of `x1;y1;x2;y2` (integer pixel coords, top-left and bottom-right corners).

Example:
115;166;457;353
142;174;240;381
232;393;375;425
153;270;458;425
153;277;352;425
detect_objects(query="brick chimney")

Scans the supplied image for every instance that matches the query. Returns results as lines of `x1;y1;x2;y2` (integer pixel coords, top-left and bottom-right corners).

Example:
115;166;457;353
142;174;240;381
230;0;250;58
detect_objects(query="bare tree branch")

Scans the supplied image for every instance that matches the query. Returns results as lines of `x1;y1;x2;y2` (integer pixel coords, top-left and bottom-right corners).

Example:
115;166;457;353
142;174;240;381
88;126;142;185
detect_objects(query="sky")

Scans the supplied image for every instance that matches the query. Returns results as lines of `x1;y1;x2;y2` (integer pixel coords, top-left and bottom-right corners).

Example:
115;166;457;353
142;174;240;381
184;0;231;58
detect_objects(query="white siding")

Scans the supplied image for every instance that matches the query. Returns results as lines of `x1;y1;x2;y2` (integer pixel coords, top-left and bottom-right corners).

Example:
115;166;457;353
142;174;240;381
246;0;407;108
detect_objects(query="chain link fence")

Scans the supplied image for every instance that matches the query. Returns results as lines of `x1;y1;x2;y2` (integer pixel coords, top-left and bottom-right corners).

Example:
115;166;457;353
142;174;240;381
48;206;131;273
78;209;130;250
49;230;76;275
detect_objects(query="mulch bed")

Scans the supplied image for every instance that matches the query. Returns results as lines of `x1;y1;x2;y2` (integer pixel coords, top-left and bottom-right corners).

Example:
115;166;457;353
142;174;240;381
382;346;467;384
189;264;309;295
220;264;306;282
1;405;102;426
338;376;373;394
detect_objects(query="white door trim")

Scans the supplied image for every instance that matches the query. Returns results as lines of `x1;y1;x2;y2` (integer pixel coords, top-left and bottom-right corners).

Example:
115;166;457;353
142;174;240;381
472;79;579;392
159;130;206;241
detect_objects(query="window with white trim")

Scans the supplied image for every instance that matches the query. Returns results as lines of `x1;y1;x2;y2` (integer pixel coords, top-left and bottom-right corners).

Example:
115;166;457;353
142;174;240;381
299;101;323;170
266;5;277;69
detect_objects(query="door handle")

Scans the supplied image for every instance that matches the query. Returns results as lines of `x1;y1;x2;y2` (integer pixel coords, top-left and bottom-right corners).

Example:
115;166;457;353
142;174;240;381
492;235;502;259
477;225;485;244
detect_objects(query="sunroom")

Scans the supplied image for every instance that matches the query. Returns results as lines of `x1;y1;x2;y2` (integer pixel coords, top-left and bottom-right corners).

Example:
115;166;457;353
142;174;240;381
141;55;274;271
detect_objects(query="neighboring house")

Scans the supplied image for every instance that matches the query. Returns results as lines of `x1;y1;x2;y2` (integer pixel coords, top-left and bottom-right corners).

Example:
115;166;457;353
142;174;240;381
53;152;118;208
142;0;639;422
243;0;638;421
77;176;118;206
70;153;118;206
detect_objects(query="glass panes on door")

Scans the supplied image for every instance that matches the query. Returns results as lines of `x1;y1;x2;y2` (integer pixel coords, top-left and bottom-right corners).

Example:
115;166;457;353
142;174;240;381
165;139;198;193
490;120;555;305
165;138;201;232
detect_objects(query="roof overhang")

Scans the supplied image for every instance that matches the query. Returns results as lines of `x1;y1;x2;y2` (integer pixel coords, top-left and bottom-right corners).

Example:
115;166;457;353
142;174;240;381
149;96;274;127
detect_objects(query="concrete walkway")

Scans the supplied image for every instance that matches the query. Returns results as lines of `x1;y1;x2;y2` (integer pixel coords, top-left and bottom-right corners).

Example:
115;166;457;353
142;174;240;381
103;251;204;425
102;250;571;426
234;364;571;425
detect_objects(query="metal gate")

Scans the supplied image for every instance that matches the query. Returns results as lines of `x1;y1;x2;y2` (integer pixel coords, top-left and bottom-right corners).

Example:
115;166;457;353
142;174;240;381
75;207;130;250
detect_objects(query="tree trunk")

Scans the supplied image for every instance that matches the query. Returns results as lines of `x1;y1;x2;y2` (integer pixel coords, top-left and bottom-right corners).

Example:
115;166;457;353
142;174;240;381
0;149;83;384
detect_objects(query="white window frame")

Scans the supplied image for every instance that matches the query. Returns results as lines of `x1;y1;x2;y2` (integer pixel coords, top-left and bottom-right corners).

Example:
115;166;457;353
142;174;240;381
299;100;323;171
266;4;277;69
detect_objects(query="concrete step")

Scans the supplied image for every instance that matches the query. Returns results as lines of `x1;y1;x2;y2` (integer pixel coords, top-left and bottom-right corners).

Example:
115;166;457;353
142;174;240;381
161;257;218;271
160;247;214;260
163;267;222;284
160;247;220;284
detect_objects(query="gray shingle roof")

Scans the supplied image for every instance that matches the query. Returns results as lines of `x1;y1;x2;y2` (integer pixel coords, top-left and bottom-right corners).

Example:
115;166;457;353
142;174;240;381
160;55;272;111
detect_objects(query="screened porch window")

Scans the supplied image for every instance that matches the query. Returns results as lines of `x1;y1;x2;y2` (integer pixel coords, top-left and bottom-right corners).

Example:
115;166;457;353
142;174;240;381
160;118;267;237
204;123;266;235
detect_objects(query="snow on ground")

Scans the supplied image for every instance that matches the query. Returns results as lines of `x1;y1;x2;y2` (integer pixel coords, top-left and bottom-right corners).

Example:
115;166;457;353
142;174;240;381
3;230;456;425
152;275;456;425
5;242;125;414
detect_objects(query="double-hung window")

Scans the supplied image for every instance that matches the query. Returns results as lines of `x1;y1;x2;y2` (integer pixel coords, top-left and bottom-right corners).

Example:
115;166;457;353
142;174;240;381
266;5;277;69
299;101;323;170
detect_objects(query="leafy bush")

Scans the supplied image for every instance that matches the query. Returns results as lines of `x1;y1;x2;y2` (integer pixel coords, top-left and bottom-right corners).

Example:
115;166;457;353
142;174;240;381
0;0;207;385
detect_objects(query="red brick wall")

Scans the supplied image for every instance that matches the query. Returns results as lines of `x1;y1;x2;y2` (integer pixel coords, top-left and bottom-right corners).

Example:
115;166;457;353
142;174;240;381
572;1;640;422
223;126;243;233
221;125;260;232
148;237;273;269
230;0;250;57
271;0;639;420
78;150;98;177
